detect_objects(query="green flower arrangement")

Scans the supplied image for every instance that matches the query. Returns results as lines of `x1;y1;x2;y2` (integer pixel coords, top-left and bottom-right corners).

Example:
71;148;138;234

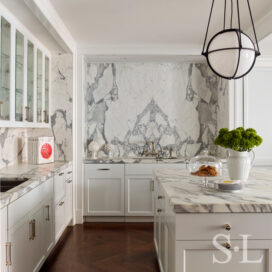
214;127;263;152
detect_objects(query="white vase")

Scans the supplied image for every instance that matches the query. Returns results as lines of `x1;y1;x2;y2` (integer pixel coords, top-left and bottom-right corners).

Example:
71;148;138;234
227;149;255;181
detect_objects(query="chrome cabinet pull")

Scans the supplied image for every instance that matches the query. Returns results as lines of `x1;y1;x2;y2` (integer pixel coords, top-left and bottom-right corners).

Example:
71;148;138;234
157;209;162;213
97;168;110;171
29;219;35;240
33;219;36;239
59;172;64;176
25;106;30;121
5;242;11;266
45;205;50;221
66;178;72;183
150;179;154;191
224;224;231;231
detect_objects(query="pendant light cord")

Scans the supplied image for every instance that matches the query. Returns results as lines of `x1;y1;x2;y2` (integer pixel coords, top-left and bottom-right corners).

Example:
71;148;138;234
247;0;260;54
201;0;215;55
223;0;226;29
230;0;233;28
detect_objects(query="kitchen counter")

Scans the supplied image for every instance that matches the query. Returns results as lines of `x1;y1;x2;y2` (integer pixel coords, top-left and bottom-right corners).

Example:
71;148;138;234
0;161;72;208
83;157;185;164
153;167;272;213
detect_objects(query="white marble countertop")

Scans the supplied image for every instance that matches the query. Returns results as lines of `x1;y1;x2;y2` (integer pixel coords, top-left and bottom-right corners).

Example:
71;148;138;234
153;167;272;213
0;161;72;209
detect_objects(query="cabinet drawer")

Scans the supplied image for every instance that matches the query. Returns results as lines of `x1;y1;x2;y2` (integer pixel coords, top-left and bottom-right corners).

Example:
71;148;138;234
176;213;272;241
8;178;53;228
65;165;72;181
55;198;66;242
125;163;184;176
84;164;124;179
54;171;66;203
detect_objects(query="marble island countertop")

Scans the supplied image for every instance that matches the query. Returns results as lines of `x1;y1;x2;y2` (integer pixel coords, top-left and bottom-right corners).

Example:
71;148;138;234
0;161;72;209
83;157;185;164
154;168;272;213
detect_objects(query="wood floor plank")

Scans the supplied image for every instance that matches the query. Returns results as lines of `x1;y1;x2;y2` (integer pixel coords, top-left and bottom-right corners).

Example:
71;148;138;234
40;222;160;272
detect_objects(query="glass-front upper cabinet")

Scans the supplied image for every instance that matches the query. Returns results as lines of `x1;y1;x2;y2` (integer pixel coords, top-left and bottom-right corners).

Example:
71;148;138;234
15;30;24;121
0;10;51;127
26;41;34;122
0;17;11;120
44;56;49;123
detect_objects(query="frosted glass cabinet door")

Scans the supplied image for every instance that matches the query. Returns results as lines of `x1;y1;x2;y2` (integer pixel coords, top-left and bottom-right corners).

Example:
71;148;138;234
0;17;11;120
15;30;24;121
26;41;34;122
36;49;43;123
44;56;49;123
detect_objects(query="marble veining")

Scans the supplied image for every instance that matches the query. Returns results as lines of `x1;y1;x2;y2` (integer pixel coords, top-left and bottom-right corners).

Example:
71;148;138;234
84;61;228;159
0;161;71;209
154;168;272;213
51;53;73;161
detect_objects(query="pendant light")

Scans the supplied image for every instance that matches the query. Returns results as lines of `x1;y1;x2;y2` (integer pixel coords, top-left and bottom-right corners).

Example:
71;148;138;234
201;0;261;80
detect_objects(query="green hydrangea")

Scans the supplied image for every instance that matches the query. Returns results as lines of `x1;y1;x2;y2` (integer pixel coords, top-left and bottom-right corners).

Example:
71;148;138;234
214;127;263;152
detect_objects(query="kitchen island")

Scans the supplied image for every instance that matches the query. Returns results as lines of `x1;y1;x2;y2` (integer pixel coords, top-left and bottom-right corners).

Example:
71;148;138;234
153;168;272;272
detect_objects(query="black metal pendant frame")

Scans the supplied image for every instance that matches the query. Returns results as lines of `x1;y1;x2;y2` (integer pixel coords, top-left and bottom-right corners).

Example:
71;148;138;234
201;0;261;80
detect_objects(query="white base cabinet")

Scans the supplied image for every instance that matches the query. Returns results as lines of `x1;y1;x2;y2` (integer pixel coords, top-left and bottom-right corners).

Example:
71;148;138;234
2;163;72;272
84;163;184;220
154;181;272;272
84;164;125;216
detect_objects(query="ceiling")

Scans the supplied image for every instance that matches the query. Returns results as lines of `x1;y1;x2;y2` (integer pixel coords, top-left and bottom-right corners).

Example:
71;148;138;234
49;0;272;51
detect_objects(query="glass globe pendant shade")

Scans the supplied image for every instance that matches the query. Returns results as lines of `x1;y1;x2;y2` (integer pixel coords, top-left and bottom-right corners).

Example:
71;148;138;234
206;29;257;79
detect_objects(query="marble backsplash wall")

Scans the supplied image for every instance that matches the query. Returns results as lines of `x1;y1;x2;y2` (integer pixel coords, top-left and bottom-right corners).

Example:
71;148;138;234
51;53;73;161
0;53;73;169
84;61;228;158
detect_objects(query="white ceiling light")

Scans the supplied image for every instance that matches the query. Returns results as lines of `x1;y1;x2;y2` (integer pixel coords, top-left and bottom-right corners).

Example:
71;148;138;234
202;0;260;80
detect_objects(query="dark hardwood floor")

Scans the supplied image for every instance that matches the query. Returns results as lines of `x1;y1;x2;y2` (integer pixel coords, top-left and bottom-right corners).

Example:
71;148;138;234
40;223;160;272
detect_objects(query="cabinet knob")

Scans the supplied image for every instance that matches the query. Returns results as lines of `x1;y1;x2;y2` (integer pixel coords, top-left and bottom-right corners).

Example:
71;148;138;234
157;209;162;213
59;201;65;206
59;172;64;176
224;224;231;231
223;242;231;249
158;196;163;199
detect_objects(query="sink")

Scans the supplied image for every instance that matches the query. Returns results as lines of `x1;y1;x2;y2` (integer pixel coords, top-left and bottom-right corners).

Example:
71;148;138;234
0;177;29;192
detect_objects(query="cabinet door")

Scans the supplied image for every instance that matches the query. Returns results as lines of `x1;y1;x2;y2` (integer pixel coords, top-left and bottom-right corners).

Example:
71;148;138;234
26;41;34;122
85;177;124;216
44;56;49;123
176;240;272;272
31;205;45;272
0;207;8;272
0;17;11;121
15;30;24;122
36;49;43;123
125;176;154;216
8;217;33;272
43;201;54;256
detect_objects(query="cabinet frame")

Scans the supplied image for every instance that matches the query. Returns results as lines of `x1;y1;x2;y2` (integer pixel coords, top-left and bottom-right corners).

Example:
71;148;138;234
0;5;51;128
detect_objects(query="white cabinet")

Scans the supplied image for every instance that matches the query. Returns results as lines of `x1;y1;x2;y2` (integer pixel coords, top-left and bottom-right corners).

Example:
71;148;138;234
84;164;125;216
176;240;271;272
7;177;53;272
154;181;272;272
125;176;154;216
0;6;51;128
0;207;8;272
